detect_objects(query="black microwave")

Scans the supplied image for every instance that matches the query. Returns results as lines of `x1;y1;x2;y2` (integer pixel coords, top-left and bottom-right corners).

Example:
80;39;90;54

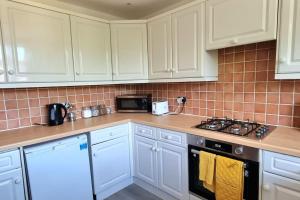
116;94;152;113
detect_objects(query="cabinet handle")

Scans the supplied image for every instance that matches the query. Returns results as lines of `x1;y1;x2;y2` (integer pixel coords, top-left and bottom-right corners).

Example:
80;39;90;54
166;68;171;72
171;69;176;72
156;148;160;152
164;135;172;140
76;72;80;76
0;69;4;75
7;69;15;75
230;39;238;45
262;184;270;191
93;153;97;157
151;147;156;151
14;178;21;184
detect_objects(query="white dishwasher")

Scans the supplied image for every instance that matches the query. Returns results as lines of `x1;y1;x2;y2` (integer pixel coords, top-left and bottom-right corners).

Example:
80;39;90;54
24;134;93;200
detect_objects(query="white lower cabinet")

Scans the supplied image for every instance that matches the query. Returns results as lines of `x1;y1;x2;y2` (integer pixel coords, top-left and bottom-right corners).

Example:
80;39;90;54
133;124;188;200
262;172;300;200
0;169;25;200
90;124;131;200
134;135;158;186
262;151;300;200
0;150;25;200
157;142;188;200
91;136;131;193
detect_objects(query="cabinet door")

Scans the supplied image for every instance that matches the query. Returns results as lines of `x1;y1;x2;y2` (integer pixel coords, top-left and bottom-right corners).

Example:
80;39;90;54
71;16;112;81
262;172;300;200
276;0;300;77
157;142;188;200
91;136;131;194
1;1;74;82
111;23;148;80
0;169;25;200
0;29;6;83
172;4;205;78
134;135;157;186
206;0;278;50
148;16;172;79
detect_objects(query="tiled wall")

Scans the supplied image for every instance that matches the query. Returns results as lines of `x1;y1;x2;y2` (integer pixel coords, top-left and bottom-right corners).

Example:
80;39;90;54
136;41;300;128
0;85;136;131
1;40;300;132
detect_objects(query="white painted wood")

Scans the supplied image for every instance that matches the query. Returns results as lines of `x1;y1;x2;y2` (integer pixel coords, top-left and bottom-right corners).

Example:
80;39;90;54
206;0;278;50
134;135;158;186
276;0;300;78
157;142;188;200
111;23;148;80
148;15;172;79
133;123;157;140
263;151;300;181
91;136;131;194
90;124;129;145
71;16;112;82
172;3;217;78
1;1;74;82
0;168;25;200
157;128;187;147
262;172;300;200
0;28;6;83
0;150;21;173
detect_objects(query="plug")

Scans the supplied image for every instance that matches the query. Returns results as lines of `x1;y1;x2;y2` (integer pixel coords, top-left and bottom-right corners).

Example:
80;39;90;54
177;96;187;104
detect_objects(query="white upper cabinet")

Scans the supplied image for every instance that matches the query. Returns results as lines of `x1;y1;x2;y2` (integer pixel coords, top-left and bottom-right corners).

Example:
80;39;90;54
0;29;6;83
1;1;74;82
148;16;172;79
111;23;148;81
206;0;278;50
71;16;112;82
172;3;217;79
276;0;300;79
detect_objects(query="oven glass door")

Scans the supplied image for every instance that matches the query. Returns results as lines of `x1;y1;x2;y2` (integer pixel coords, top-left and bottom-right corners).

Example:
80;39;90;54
188;145;259;200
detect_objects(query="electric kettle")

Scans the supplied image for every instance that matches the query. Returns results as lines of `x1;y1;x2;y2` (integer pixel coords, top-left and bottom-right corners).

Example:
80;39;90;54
47;103;67;126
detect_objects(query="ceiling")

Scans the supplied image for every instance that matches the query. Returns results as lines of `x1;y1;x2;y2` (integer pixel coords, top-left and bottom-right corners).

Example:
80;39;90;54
57;0;196;19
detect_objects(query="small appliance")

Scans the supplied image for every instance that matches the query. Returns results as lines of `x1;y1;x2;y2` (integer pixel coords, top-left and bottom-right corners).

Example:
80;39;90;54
152;100;169;115
116;94;152;113
47;103;67;126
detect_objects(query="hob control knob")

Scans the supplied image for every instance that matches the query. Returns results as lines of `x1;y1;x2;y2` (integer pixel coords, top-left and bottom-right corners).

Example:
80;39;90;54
235;146;244;155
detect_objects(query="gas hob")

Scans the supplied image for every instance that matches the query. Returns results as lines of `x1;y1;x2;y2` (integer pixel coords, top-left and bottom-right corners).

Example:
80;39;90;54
195;117;275;140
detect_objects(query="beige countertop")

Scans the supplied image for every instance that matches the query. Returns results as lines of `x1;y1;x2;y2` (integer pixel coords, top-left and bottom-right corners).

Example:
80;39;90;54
0;113;299;157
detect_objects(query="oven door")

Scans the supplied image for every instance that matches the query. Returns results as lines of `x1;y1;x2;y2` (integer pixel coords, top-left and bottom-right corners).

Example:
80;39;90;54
188;145;259;200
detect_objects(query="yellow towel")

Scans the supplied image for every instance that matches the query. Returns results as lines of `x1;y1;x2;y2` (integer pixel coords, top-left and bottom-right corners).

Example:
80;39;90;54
215;156;244;200
199;151;216;192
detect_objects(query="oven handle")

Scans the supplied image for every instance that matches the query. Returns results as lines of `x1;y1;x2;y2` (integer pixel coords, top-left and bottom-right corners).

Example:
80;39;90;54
190;149;248;170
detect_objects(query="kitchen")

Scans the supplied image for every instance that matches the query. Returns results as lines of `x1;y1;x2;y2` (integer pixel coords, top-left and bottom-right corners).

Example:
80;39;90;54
0;0;300;200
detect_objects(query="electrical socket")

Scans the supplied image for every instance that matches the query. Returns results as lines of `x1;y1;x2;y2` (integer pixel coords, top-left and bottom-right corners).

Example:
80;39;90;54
177;96;187;104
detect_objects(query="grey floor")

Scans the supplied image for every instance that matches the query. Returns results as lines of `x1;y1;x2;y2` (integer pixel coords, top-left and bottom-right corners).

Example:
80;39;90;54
105;184;162;200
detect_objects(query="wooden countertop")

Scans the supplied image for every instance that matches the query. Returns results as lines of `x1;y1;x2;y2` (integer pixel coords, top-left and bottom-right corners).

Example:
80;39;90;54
0;113;299;157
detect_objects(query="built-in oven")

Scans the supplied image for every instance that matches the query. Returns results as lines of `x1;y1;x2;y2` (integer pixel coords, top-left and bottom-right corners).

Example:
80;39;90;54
188;135;259;200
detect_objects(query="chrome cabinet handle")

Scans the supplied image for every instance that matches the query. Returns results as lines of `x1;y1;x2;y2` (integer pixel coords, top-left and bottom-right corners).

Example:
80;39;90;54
230;39;238;45
262;184;270;191
151;147;156;151
7;69;15;75
155;148;160;152
14;178;21;184
76;72;80;76
0;69;4;75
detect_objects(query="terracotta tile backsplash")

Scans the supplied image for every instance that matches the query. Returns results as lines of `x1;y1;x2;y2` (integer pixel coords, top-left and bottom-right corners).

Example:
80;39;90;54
136;41;300;128
0;40;300;132
0;85;136;131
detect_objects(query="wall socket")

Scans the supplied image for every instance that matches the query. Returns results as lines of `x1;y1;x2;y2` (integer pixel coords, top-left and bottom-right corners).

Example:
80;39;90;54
177;96;187;104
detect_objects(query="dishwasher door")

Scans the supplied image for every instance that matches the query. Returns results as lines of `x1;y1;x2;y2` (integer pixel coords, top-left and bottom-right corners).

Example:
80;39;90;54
24;134;93;200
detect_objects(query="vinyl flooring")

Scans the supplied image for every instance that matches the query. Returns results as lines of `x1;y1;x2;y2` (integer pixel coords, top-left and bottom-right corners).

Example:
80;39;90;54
105;184;162;200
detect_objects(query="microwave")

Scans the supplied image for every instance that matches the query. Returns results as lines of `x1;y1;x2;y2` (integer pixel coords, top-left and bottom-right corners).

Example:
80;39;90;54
116;94;152;113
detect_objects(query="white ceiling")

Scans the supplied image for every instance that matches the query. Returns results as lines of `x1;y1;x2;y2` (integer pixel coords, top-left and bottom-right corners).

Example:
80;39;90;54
57;0;196;19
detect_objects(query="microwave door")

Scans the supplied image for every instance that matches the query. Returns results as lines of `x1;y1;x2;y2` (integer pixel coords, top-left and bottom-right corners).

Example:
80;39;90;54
117;98;148;112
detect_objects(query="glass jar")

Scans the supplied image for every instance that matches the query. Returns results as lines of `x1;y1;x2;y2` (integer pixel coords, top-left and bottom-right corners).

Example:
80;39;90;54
91;105;100;117
81;106;92;118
